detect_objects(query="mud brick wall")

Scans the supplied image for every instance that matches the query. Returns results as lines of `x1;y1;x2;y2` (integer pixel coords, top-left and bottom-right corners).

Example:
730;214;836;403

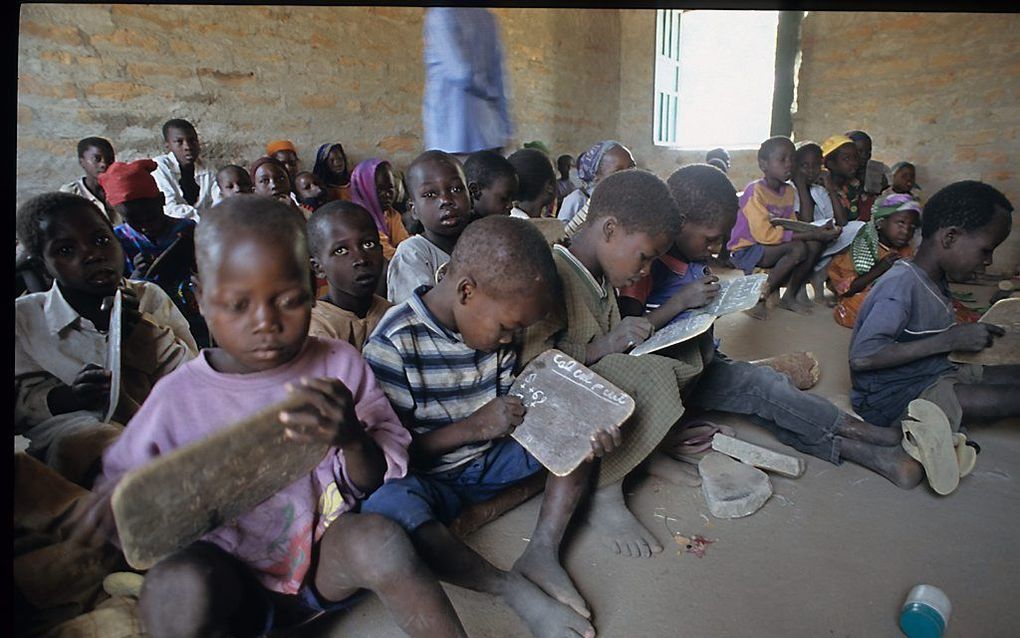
17;5;618;206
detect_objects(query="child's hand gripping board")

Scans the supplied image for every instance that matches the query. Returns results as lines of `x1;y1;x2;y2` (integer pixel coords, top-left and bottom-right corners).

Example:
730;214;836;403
949;297;1020;366
630;274;768;356
508;350;634;476
110;396;329;570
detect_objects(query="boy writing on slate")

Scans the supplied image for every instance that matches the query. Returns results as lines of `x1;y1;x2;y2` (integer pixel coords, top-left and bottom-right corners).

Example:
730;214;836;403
307;201;392;350
68;196;466;638
618;164;922;490
15;193;197;485
363;216;619;638
850;181;1019;431
464;150;518;218
520;169;705;559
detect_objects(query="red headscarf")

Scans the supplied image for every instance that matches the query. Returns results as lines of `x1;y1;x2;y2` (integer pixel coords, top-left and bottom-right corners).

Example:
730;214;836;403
98;159;161;207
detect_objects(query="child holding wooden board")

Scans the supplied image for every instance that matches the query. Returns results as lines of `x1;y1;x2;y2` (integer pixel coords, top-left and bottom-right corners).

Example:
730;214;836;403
362;216;620;638
618;164;922;490
64;196;465;637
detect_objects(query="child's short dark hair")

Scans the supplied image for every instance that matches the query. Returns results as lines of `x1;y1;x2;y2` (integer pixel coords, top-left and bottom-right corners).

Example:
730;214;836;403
845;130;871;144
307;200;374;258
406;150;463;192
757;136;794;163
217;164;247;179
556;154;572;172
507;148;555;202
447;215;560;300
920;180;1014;239
464;151;516;189
162;118;196;140
77;137;114;159
197;195;308;278
794;142;822;163
666;164;738;225
16;192;112;261
587;169;682;237
705;147;730;163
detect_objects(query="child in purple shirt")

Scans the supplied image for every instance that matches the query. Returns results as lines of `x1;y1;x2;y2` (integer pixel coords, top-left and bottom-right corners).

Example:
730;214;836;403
67;196;467;637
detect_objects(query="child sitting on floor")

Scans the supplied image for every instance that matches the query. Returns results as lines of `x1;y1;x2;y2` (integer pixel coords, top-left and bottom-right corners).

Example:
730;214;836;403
727;136;841;319
15;193;198;485
250;156;301;212
520;169;704;560
559;140;637;234
829;192;920;328
60;136;119;224
464;150;518;218
822;134;868;223
890;161;922;201
68;195;467;638
618;164;919;489
215;165;254;199
363;216;618;638
350;159;411;261
307;201;392;350
386;151;473;304
101;159;209;347
555;154;576;214
313;142;353;202
266;139;301;184
850;181;1019;432
294;170;331;214
152;118;220;221
507;148;557;219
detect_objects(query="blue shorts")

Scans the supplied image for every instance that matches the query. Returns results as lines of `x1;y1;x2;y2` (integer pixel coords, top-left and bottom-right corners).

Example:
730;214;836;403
729;244;766;275
361;438;543;532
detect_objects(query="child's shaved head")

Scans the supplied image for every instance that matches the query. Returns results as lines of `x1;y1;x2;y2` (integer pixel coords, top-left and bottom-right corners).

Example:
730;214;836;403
196;195;309;283
307;200;375;258
587;169;682;237
446;215;560;300
406;150;464;191
667;164;738;225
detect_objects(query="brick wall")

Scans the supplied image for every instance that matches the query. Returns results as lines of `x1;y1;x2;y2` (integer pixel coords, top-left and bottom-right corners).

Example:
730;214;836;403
17;5;618;206
795;11;1020;274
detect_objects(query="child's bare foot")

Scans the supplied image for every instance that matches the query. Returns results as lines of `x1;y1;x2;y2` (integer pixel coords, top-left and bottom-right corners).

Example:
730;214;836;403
588;483;663;558
795;286;812;306
840;438;924;489
743;300;769;321
646;451;701;487
835;415;902;447
501;571;594;638
778;297;813;315
513;545;589;619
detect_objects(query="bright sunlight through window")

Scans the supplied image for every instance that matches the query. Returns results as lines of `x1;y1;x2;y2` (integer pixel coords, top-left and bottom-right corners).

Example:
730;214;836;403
654;10;780;150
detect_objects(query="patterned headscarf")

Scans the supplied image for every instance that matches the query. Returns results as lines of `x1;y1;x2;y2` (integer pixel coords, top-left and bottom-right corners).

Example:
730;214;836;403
851;192;922;274
313;143;350;187
349;158;392;237
576;140;622;194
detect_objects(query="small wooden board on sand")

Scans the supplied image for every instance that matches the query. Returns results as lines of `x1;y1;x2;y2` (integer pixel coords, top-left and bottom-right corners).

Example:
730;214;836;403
111;396;329;570
509;349;635;477
949;297;1020;366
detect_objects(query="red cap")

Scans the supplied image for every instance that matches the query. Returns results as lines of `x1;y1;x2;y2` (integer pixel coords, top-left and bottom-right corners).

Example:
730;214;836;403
98;159;161;207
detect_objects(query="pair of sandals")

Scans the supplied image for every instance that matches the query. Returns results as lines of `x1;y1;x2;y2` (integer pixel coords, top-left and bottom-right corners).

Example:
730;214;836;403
901;399;979;496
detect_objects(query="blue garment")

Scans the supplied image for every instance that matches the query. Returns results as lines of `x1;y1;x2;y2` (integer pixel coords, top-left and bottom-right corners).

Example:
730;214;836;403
362;285;517;474
645;258;711;312
849;260;956;427
361;438;542;533
423;8;513;153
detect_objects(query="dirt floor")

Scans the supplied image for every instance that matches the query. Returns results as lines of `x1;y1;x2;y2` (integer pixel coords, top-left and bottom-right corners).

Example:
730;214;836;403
306;286;1020;638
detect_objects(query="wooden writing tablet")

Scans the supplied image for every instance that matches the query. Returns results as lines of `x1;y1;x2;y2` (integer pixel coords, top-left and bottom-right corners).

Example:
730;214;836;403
509;350;635;477
111;396;328;570
950;297;1020;366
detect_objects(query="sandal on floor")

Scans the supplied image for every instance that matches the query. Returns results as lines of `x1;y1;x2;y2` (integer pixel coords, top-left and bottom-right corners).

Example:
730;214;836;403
953;433;977;478
665;419;736;463
901;400;960;495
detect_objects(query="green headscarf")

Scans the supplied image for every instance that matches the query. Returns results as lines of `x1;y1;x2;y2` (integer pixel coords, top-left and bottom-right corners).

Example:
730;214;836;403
851;193;922;274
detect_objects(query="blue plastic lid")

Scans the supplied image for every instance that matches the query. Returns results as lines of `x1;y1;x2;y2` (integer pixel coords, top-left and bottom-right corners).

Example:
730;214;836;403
900;602;947;638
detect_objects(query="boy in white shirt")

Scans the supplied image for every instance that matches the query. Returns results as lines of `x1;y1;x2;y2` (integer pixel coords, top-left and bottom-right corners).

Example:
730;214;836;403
152;118;220;221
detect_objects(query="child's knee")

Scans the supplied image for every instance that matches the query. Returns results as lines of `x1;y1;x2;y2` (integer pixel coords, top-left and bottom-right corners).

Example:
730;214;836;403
140;547;234;637
789;240;808;260
338;513;422;583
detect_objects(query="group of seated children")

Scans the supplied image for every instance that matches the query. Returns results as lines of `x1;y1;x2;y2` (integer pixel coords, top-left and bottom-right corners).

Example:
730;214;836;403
15;120;1019;637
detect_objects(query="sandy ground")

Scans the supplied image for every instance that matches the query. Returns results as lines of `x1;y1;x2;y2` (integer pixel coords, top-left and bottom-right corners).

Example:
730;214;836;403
305;290;1020;638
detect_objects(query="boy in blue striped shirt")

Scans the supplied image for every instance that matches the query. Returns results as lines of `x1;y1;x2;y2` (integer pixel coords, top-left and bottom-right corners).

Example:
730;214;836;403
363;216;617;638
